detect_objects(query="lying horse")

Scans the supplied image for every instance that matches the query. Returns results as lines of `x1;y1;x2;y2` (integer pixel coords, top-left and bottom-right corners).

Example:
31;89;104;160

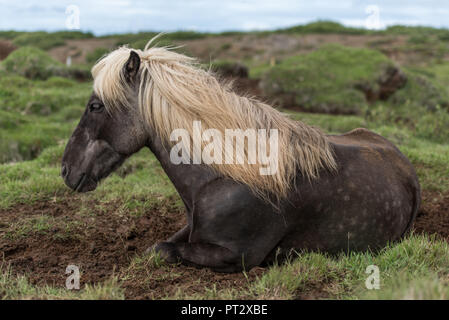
61;40;420;272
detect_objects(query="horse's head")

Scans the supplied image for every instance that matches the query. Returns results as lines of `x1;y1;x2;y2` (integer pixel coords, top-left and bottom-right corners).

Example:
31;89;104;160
61;51;147;192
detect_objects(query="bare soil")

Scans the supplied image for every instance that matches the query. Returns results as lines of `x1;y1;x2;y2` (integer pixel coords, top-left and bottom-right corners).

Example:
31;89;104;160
48;38;118;64
415;190;449;240
0;40;16;61
0;195;263;299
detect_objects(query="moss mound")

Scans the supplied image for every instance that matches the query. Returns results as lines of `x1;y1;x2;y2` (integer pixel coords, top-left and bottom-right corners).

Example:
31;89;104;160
281;21;368;35
260;44;404;114
1;46;64;80
10;31;93;50
0;47;89;81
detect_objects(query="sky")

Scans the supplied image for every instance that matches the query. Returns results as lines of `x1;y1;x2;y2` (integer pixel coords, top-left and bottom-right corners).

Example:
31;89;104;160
1;0;449;35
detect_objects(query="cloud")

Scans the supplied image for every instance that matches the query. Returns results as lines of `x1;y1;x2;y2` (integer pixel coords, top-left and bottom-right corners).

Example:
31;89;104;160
0;0;448;35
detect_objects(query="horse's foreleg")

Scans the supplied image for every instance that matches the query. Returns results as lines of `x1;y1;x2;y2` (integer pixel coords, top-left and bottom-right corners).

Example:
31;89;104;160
167;224;190;242
154;241;244;273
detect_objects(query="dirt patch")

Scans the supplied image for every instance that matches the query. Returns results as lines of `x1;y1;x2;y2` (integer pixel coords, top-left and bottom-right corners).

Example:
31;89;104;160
295;284;332;300
0;196;183;287
356;65;407;103
180;34;410;65
48;38;118;64
0;196;264;299
414;190;449;240
0;40;16;61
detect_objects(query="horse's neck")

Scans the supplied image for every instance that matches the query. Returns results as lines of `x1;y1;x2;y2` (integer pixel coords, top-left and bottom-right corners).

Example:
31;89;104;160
145;130;218;212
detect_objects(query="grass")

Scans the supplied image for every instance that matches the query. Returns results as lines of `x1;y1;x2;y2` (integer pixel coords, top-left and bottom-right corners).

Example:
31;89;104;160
0;266;124;300
251;233;449;300
3;214;81;242
86;47;109;64
0;73;91;163
0;145;180;210
4;215;53;239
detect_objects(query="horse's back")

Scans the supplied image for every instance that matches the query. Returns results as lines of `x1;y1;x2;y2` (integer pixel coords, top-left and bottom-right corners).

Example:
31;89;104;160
328;128;419;187
329;127;402;151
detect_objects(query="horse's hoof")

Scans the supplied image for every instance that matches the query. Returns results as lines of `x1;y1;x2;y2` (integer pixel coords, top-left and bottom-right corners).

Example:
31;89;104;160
144;244;157;255
146;242;179;264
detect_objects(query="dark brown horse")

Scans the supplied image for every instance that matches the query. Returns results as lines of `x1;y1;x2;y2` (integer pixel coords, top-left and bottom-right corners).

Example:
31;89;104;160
61;43;420;272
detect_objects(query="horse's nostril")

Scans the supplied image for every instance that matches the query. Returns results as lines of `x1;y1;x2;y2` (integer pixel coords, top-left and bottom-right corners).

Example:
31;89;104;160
61;164;69;178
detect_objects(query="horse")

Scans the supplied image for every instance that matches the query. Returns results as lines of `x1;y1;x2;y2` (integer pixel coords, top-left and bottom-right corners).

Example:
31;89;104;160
61;39;421;273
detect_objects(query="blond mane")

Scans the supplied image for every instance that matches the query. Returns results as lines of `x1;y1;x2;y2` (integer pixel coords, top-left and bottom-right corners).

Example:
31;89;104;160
92;38;337;203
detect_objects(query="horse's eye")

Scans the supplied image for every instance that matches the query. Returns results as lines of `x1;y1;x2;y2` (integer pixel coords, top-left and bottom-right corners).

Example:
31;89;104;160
90;103;104;113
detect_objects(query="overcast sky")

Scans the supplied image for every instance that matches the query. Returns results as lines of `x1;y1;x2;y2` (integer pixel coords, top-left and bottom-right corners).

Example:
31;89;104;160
1;0;449;35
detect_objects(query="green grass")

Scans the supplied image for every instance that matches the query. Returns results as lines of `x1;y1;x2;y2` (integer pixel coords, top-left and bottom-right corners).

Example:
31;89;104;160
3;214;81;241
249;234;449;300
0;145;179;210
0;73;91;163
389;66;449;111
86;47;109;64
4;215;53;239
0;266;123;300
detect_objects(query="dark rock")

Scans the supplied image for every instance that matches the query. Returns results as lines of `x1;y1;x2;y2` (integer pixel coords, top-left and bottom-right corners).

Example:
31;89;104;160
356;65;407;102
0;40;16;61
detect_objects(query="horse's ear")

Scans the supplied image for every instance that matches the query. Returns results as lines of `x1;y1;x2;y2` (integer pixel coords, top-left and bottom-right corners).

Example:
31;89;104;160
123;50;140;83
